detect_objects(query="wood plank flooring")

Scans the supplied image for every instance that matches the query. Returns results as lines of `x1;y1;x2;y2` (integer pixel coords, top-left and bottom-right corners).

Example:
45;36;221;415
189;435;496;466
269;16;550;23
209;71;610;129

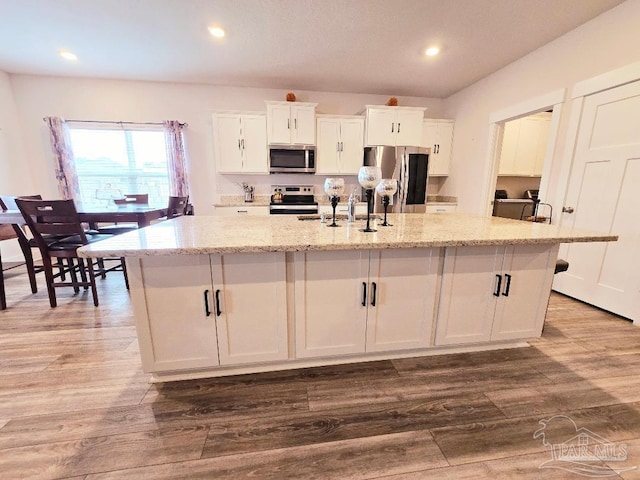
1;265;640;479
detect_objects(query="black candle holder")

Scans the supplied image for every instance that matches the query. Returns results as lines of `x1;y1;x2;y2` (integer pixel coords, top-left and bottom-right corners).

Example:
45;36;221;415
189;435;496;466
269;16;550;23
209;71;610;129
328;195;340;227
360;189;377;233
381;195;392;226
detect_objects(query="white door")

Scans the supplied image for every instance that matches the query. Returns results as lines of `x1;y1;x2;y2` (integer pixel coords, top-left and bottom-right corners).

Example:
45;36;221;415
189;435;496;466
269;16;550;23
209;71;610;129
267;103;292;144
294;250;368;358
366;108;396;146
435;246;503;346
315;117;340;174
291;104;316;145
241;115;268;173
394;109;424;146
213;114;242;173
139;255;219;371
339;118;365;174
491;244;558;341
554;80;640;322
366;248;438;352
212;252;288;365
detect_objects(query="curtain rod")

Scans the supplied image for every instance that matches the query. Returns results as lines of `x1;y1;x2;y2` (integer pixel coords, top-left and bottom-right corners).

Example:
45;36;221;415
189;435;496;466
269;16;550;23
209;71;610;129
42;118;187;127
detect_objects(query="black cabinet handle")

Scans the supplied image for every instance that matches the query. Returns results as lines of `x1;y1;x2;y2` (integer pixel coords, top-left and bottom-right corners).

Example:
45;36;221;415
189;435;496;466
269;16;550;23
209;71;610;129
503;274;512;297
287;118;290;129
204;289;211;317
294;118;297;129
493;274;502;297
397;123;401;133
362;282;367;306
215;289;222;316
391;123;394;133
371;282;377;307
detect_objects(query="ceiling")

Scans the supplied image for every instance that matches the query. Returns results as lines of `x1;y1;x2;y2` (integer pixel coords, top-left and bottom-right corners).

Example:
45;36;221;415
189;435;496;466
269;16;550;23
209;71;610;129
0;0;625;98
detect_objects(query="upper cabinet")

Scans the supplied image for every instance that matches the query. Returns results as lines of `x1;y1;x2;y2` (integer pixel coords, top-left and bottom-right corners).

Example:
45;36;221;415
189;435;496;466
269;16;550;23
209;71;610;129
421;119;455;176
498;112;551;177
316;115;364;175
266;101;317;145
212;113;268;174
364;106;425;147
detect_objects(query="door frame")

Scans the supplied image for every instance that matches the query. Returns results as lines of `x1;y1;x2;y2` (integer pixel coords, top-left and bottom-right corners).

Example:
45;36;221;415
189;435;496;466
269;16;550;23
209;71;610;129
482;88;565;218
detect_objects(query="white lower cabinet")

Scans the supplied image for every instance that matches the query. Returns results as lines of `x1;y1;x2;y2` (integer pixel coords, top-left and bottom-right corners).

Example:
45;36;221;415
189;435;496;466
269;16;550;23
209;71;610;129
293;248;438;358
134;252;287;372
435;244;557;346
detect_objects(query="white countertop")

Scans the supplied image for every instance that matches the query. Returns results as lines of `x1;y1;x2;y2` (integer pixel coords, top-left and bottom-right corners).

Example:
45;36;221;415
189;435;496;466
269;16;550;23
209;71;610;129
78;213;617;258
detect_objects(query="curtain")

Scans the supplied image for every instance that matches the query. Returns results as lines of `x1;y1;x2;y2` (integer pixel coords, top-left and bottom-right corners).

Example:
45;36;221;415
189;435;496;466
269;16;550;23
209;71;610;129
163;121;190;197
44;116;80;200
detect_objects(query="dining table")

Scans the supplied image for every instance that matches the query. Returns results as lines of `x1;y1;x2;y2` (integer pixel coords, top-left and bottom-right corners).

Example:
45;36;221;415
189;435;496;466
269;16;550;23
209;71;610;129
0;203;168;310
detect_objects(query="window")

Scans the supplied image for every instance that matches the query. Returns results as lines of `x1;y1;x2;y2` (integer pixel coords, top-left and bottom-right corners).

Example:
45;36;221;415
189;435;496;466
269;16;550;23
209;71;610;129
68;126;170;208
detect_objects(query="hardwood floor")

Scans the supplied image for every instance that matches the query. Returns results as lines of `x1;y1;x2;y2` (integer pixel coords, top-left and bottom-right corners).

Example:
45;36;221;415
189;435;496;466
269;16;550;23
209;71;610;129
1;265;640;479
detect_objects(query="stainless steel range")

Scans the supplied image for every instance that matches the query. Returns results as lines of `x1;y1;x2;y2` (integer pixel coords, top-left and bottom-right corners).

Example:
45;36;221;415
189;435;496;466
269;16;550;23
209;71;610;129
269;185;318;215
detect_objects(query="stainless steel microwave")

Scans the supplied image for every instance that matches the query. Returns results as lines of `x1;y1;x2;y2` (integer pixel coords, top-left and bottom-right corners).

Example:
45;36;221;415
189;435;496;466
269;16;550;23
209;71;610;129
269;146;315;174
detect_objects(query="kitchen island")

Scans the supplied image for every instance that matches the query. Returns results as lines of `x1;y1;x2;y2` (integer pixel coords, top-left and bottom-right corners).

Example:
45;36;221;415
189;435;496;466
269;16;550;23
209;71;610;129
79;213;616;382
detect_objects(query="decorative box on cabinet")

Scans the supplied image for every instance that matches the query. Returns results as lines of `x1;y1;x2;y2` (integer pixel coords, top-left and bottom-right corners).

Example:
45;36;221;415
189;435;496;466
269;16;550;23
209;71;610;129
266;101;317;145
364;105;425;147
212;113;268;174
293;248;438;358
129;252;288;373
435;244;558;346
421;119;454;176
316;115;364;174
498;112;551;177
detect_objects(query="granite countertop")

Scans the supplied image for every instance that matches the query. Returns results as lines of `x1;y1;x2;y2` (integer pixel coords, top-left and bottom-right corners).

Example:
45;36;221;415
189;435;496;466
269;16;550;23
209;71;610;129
213;194;458;207
78;213;616;258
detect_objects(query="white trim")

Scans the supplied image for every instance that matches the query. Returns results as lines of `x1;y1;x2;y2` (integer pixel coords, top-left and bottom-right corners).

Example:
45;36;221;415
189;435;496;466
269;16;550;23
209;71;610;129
489;88;566;124
572;60;640;99
537;102;563;216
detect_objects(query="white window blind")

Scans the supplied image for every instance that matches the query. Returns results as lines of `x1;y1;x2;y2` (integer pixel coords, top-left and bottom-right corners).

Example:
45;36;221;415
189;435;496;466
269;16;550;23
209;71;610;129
68;126;170;208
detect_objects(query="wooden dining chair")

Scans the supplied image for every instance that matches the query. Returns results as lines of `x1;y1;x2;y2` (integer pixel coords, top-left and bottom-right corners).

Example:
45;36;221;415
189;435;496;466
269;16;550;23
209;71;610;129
97;193;149;235
167;196;189;219
16;198;126;307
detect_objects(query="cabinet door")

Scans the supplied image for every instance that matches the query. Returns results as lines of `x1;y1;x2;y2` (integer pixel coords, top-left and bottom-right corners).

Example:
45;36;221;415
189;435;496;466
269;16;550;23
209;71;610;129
366;248;438;352
267;103;292;144
431;122;454;176
513;118;539;175
212;252;288;365
435;246;503;346
339;118;365;174
213;114;242;173
533;117;551;176
366;107;396;146
315;117;340;174
241;115;268;174
138;255;219;371
491;244;557;341
394;109;424;146
291;104;316;145
421;121;438;150
294;250;368;358
498;119;521;175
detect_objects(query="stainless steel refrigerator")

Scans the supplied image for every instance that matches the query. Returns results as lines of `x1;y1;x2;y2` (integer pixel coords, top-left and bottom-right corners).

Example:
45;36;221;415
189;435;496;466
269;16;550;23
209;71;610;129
362;146;430;213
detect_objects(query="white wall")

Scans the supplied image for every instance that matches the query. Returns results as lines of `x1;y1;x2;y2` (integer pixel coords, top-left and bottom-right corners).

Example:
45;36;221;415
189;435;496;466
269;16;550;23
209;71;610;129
8;76;445;214
443;0;640;214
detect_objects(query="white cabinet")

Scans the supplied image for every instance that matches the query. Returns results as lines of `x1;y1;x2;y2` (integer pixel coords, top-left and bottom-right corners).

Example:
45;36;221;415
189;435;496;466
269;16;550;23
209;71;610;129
293;248;438;358
421;119;454;176
435;244;557;346
212;113;268;174
214;205;269;216
498;112;551;176
266;101;317;145
212;253;288;365
132;252;287;372
316;116;364;174
364;106;425;147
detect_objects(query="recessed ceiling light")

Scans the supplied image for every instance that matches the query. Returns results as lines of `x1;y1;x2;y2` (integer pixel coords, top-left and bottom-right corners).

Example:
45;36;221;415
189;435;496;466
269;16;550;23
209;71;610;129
59;50;78;61
208;26;226;38
425;46;440;57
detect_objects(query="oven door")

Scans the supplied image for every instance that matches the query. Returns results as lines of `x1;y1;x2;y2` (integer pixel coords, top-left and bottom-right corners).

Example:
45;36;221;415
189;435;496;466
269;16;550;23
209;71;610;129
269;204;318;215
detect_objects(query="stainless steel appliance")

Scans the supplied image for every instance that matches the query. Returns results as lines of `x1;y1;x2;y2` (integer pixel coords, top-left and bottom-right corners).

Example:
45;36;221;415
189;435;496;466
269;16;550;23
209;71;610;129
362;146;429;213
269;185;318;215
269;146;315;174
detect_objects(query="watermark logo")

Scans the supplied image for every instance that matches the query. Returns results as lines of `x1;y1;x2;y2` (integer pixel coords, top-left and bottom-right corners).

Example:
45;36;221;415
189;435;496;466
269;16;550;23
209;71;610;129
534;415;636;477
